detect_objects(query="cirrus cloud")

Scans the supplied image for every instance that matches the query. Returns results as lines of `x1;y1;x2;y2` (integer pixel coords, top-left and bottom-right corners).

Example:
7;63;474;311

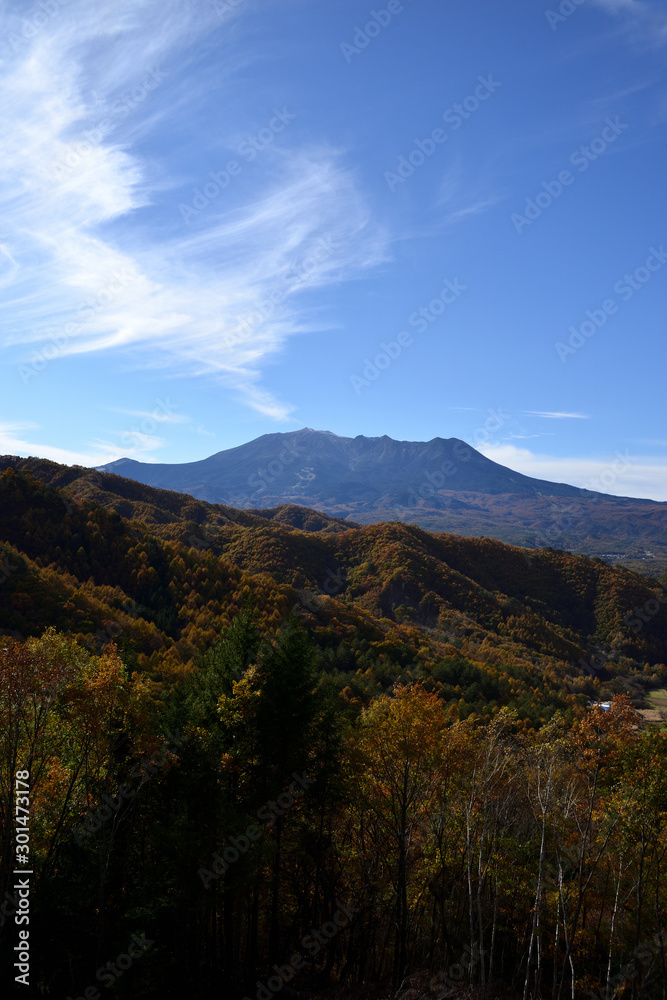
0;0;389;421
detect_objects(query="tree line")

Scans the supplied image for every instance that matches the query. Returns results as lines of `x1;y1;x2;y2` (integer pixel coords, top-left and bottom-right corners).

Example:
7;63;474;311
1;618;666;999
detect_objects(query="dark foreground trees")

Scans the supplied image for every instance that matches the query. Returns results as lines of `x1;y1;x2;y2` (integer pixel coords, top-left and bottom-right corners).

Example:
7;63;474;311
1;622;666;999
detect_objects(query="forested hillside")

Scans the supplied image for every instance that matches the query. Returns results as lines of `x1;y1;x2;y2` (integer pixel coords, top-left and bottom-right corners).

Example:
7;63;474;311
1;463;667;719
1;463;667;998
6;447;667;577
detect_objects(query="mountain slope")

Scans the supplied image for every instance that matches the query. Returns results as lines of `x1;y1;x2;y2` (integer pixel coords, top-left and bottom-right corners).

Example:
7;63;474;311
1;463;666;726
0;454;356;534
97;427;606;504
91;428;667;574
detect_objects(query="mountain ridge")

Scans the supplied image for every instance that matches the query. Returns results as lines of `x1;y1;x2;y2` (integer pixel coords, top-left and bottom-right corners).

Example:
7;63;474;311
97;427;621;506
90;428;667;573
1;460;666;711
5;428;666;574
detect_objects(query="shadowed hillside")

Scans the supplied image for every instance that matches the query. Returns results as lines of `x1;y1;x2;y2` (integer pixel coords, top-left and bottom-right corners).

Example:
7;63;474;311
1;461;666;723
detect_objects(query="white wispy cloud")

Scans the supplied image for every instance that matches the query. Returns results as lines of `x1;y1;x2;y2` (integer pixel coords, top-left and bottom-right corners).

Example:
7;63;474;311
436;159;507;227
110;408;189;425
594;0;644;12
0;0;388;421
524;411;590;420
0;421;159;466
478;441;667;502
507;433;555;440
443;195;506;225
591;0;667;47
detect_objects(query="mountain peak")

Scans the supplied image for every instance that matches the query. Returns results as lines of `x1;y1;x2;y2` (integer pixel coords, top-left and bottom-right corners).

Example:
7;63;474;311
96;428;611;512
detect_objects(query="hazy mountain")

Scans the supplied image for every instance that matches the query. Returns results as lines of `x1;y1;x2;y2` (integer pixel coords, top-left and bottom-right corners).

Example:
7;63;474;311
97;427;607;507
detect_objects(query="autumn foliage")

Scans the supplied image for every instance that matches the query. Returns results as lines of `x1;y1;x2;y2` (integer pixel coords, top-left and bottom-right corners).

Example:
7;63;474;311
1;466;667;996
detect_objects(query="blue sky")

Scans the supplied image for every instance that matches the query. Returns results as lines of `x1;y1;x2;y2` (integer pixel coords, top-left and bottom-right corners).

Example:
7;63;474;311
1;0;666;498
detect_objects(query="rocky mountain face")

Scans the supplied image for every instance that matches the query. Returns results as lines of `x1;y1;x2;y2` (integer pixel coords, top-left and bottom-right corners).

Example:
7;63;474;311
97;428;606;508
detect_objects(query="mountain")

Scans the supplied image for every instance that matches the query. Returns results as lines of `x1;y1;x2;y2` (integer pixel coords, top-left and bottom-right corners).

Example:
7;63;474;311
3;464;667;1000
94;428;667;574
2;460;667;725
97;428;605;504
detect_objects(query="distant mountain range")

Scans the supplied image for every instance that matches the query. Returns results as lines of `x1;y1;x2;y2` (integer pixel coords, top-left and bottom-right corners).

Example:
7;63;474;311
94;429;667;575
2;454;667;702
98;427;607;505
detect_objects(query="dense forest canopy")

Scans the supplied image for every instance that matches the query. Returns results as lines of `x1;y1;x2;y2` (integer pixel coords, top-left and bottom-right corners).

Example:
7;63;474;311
1;462;667;998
